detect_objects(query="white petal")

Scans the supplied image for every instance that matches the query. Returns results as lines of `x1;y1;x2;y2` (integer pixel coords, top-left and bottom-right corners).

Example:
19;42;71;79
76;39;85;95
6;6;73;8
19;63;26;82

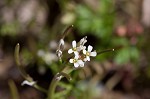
72;40;76;48
78;60;83;64
68;49;73;54
80;63;84;67
88;45;93;52
79;36;87;45
80;64;84;67
74;52;79;59
74;63;79;68
83;50;87;55
79;38;84;44
59;39;64;46
79;45;86;51
78;60;84;67
21;80;36;86
69;59;74;63
84;58;87;62
57;50;62;57
82;46;86;50
86;56;90;61
90;51;97;57
77;47;81;51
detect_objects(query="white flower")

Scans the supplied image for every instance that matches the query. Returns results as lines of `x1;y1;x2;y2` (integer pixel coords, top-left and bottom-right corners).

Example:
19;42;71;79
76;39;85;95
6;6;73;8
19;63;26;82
69;56;84;68
21;80;36;86
83;45;97;61
68;37;97;68
68;40;79;57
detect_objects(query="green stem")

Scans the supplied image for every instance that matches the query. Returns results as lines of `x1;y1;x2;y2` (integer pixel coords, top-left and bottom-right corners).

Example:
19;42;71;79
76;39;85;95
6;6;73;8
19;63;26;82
8;80;19;99
48;66;73;99
15;43;29;79
48;73;60;99
34;84;48;94
62;25;73;39
97;49;114;55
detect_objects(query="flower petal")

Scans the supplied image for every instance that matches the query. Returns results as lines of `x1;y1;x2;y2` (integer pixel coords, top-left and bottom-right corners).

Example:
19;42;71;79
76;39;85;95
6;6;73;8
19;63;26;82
84;58;87;62
74;52;79;59
57;50;62;57
74;63;79;68
82;46;86;50
79;36;87;45
90;51;97;57
21;80;36;86
83;50;87;55
80;64;84;67
68;49;73;54
79;45;86;51
69;59;74;63
86;56;90;61
78;60;84;67
72;40;76;48
78;60;83;64
88;45;93;52
59;39;64;46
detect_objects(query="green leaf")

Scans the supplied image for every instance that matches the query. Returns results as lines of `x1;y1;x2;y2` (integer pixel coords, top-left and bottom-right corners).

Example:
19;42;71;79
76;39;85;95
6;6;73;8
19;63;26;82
130;47;140;62
114;48;130;65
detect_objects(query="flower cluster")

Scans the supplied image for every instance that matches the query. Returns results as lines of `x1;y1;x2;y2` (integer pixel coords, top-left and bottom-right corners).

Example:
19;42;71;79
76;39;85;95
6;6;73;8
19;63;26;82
68;36;97;68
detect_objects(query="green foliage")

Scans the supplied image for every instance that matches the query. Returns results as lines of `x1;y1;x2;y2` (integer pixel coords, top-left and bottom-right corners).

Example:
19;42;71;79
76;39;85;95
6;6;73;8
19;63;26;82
75;0;114;38
112;37;129;47
130;47;140;62
0;21;20;36
73;0;140;65
112;37;140;65
114;47;129;65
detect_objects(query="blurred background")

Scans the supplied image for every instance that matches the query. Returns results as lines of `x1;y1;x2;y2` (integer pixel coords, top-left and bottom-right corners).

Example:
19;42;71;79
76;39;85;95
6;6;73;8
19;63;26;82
0;0;150;99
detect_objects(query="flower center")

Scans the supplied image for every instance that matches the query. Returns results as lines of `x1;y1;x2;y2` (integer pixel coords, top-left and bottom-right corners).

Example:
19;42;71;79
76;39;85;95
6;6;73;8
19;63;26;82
73;47;77;51
73;59;77;63
86;52;90;56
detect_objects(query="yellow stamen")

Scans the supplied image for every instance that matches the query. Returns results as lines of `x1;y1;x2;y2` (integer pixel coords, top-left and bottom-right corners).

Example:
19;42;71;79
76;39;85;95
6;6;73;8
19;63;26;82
73;59;77;63
73;47;77;51
86;52;90;56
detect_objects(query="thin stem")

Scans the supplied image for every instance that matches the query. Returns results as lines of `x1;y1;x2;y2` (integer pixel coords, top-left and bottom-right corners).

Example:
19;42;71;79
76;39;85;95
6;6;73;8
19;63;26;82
97;49;114;55
8;80;19;99
48;73;60;99
62;25;73;39
15;43;29;79
34;84;48;94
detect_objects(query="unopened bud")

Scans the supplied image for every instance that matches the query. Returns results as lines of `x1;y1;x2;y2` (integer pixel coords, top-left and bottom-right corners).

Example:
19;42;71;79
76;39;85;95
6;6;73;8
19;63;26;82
79;36;87;46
